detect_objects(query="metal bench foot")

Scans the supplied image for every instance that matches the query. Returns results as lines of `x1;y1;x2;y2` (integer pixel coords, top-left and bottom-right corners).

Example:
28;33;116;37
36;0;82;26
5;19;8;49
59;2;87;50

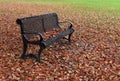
68;32;73;42
36;47;44;62
20;43;28;59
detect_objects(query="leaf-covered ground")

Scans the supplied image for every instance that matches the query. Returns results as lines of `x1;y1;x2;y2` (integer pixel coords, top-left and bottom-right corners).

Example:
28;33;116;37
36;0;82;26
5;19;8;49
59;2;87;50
0;2;120;81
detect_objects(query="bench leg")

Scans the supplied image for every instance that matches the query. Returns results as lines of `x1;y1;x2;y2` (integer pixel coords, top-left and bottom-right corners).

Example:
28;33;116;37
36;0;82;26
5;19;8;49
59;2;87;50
20;42;27;59
36;47;44;62
68;33;73;42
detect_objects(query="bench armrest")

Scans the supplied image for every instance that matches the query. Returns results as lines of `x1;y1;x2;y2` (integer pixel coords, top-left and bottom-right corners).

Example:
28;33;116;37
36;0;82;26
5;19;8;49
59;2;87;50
59;21;73;29
23;32;43;42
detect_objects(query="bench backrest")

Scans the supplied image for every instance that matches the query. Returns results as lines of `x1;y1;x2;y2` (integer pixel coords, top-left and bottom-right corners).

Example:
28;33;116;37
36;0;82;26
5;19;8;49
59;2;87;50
16;13;60;39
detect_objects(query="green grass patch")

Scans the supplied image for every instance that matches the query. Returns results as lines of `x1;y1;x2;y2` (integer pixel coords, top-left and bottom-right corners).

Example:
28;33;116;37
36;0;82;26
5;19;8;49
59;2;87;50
1;0;120;12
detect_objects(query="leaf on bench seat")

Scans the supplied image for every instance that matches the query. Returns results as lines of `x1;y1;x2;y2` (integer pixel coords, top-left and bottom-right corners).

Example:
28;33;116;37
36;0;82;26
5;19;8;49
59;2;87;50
43;28;67;40
28;28;68;41
28;35;40;41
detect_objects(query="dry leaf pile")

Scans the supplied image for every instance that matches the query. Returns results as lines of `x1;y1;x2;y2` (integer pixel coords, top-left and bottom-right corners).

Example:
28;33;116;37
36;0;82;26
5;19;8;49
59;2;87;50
43;28;64;40
0;2;120;81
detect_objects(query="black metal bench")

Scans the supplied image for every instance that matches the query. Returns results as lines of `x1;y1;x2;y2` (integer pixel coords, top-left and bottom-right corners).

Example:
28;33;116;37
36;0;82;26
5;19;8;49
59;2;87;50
16;13;74;62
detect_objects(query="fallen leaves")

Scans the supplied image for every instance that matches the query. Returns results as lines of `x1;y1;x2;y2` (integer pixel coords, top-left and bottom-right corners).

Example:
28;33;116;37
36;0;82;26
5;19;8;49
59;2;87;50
0;2;120;81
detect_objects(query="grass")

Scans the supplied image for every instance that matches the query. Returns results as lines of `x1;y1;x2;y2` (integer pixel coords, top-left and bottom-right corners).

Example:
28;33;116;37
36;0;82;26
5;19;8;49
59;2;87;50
1;0;120;12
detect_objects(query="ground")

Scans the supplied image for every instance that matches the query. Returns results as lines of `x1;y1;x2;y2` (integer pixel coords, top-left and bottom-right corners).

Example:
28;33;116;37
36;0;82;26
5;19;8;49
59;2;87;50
0;2;120;81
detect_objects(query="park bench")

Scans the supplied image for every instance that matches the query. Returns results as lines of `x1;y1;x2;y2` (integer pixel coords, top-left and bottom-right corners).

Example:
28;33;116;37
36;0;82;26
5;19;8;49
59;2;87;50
16;13;74;62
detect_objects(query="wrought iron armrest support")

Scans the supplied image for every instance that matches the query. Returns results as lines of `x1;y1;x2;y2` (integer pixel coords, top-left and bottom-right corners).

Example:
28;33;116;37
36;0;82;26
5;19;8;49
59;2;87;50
59;21;73;29
23;32;43;42
58;21;74;42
